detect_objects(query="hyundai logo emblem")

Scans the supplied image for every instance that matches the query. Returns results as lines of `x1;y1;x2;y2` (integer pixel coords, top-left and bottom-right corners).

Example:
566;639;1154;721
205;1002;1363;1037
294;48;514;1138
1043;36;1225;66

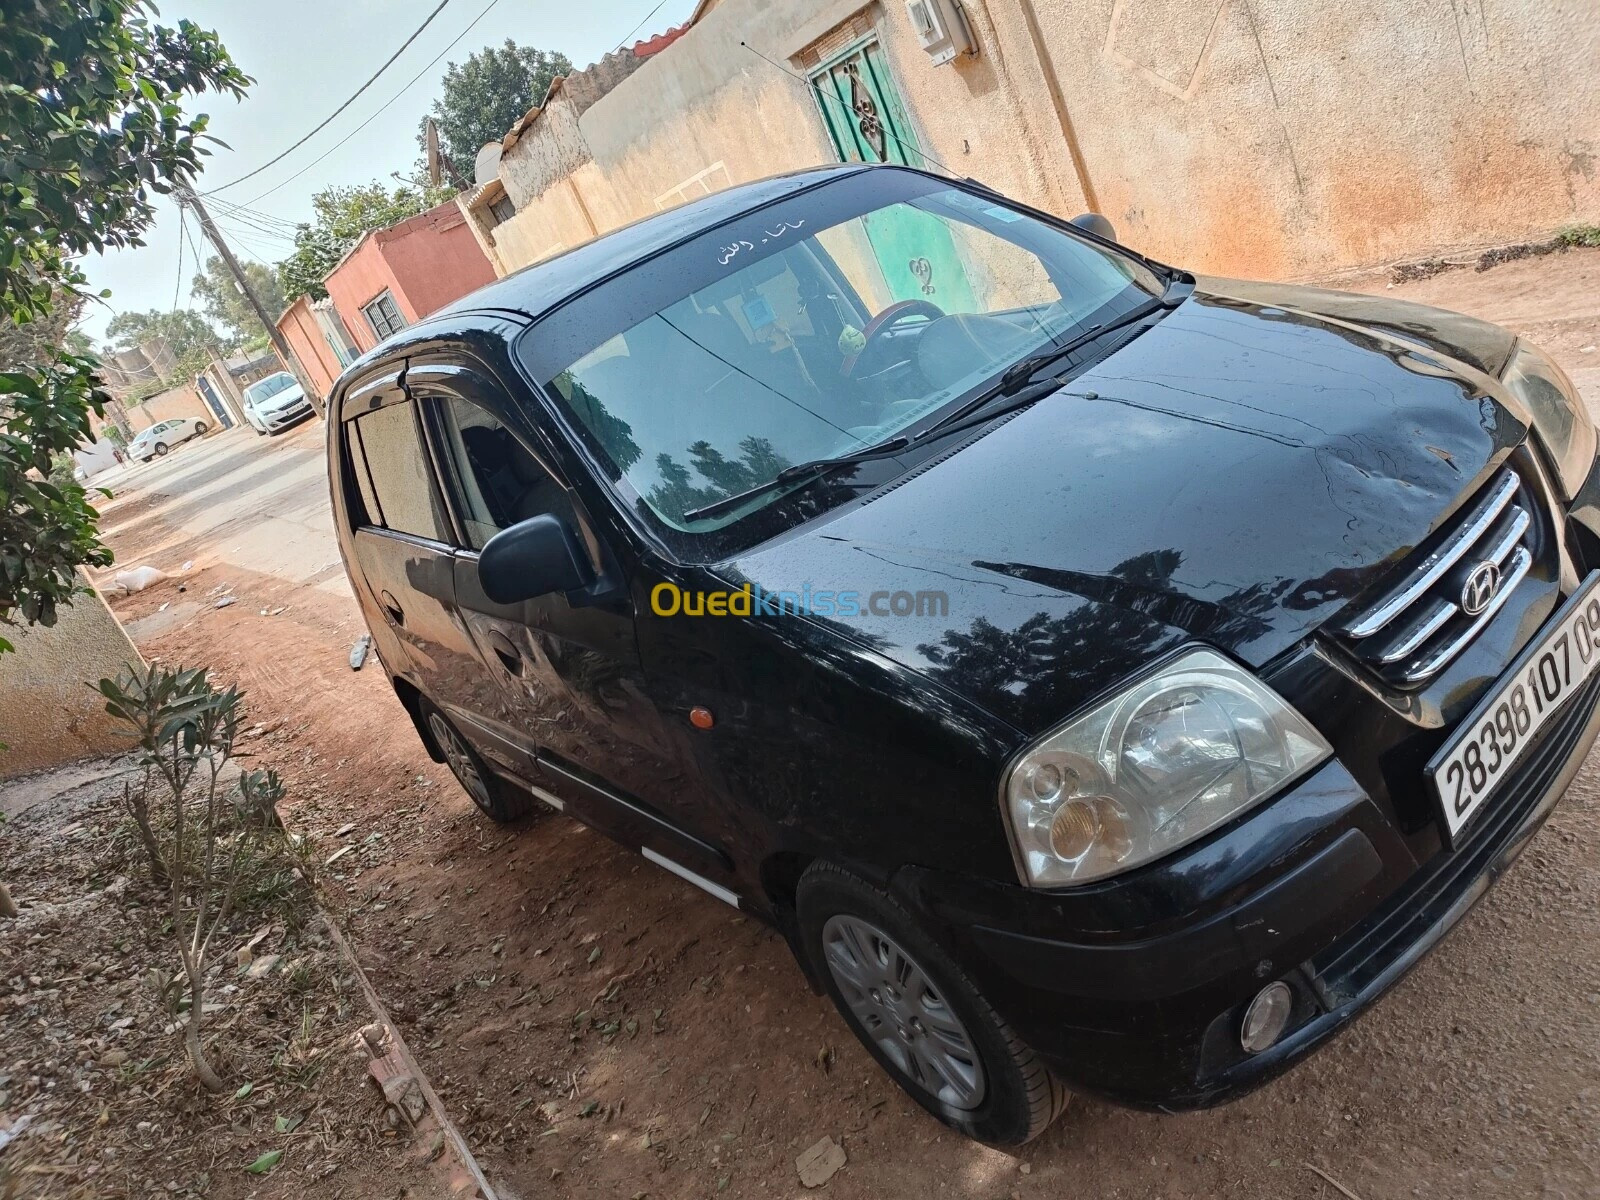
1461;561;1502;616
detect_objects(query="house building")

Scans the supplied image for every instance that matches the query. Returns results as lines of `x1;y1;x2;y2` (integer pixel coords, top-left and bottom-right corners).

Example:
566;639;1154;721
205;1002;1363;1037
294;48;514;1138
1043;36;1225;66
273;199;497;392
97;337;178;401
321;200;497;356
277;294;361;400
124;383;217;433
462;0;1599;285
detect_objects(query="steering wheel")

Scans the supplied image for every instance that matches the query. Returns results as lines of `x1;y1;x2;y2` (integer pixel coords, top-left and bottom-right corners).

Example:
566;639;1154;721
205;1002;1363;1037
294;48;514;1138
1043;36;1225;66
841;299;946;377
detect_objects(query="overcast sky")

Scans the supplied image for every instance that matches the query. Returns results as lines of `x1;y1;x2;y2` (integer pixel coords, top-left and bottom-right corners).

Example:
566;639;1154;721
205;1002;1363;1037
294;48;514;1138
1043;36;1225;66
78;0;701;344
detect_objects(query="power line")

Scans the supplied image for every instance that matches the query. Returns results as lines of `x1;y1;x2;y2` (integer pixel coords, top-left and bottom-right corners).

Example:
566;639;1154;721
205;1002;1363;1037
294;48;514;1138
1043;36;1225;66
206;194;302;234
216;214;295;249
172;207;187;311
235;0;504;207
180;207;211;285
206;0;456;195
613;0;670;52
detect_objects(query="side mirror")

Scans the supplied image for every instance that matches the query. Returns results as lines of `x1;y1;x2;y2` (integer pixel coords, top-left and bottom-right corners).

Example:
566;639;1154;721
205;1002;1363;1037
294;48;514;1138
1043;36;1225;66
478;514;595;605
1069;212;1117;242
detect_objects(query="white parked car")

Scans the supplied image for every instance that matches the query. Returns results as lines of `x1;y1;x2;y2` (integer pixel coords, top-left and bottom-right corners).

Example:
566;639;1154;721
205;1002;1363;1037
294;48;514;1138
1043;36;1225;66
127;416;208;463
242;371;314;435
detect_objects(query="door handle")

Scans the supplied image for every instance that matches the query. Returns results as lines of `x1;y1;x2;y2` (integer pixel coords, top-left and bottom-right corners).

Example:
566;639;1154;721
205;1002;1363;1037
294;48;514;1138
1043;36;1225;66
379;589;405;626
486;629;524;676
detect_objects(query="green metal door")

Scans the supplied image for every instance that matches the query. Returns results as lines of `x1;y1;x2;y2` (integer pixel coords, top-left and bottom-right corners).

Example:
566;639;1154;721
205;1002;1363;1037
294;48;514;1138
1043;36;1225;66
810;41;975;313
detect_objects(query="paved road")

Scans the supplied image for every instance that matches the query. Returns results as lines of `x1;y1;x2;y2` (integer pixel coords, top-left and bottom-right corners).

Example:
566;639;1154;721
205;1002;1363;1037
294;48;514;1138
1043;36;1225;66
95;418;347;598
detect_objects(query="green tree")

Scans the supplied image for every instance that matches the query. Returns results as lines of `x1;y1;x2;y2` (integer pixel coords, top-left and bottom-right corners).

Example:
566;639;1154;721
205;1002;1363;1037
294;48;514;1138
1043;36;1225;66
190;255;285;342
0;292;83;376
424;40;572;168
0;0;247;653
278;182;431;302
104;307;224;360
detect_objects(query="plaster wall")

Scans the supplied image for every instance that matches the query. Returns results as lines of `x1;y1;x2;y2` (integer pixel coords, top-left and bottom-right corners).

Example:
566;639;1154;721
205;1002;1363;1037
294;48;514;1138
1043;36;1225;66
376;208;498;318
325;204;498;353
277;296;343;398
487;0;1598;282
325;238;410;355
1018;0;1600;277
127;385;212;431
0;578;140;779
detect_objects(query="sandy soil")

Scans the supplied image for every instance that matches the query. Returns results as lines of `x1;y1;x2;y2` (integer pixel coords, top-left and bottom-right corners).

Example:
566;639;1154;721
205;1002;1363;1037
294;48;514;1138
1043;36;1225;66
0;759;439;1199
82;249;1600;1200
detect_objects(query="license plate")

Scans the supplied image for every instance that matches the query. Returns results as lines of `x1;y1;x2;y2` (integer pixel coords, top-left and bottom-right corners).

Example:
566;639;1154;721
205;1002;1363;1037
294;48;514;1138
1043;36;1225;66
1428;571;1600;841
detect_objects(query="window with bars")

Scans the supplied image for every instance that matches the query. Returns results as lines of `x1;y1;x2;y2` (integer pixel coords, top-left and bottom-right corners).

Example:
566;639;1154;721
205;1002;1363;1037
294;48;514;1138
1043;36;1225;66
488;194;516;225
362;290;407;341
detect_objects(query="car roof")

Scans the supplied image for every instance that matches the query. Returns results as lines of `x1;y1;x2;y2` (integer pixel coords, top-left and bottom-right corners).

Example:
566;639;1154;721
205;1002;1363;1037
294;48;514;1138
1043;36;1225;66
432;163;870;325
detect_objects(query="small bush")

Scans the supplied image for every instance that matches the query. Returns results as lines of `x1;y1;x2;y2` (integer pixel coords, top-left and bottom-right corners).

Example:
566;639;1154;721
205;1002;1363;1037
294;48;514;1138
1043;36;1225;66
97;663;292;1092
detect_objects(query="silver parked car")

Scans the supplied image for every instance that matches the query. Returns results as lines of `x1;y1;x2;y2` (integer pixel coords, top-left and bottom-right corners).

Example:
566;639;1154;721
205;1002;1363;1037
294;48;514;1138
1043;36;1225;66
127;416;208;462
242;371;314;435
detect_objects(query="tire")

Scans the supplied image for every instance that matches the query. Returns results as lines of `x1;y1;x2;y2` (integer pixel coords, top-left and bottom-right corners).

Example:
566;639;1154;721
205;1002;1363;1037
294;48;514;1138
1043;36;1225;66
153;442;169;456
418;699;531;823
193;421;208;435
797;862;1069;1146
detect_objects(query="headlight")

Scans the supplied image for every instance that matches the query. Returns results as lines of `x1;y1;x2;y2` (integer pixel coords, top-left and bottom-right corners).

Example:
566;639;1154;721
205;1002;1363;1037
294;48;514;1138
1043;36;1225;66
1001;648;1331;887
1502;340;1595;500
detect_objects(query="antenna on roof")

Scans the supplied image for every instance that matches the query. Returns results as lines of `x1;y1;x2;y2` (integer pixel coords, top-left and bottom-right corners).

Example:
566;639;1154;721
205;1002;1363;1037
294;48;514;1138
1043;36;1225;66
426;118;442;188
423;117;471;192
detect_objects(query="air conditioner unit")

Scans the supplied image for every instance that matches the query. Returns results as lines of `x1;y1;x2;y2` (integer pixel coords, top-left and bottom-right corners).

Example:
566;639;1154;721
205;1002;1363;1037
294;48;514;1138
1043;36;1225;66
905;0;976;66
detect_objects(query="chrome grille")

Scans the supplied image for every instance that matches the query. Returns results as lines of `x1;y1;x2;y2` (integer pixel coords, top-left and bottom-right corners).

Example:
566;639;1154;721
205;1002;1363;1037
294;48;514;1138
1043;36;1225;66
1334;469;1535;686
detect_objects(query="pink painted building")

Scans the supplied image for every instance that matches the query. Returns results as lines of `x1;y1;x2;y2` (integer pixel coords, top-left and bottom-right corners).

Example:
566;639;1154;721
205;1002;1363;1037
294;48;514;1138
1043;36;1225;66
322;200;497;356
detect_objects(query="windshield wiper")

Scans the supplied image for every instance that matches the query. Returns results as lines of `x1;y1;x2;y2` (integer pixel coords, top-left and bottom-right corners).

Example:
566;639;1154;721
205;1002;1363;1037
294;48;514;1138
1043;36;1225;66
911;291;1177;446
680;434;914;523
681;283;1187;525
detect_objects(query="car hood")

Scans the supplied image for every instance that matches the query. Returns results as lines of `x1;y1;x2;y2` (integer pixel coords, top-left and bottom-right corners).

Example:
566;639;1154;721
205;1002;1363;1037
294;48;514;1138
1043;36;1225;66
256;385;305;411
722;279;1526;735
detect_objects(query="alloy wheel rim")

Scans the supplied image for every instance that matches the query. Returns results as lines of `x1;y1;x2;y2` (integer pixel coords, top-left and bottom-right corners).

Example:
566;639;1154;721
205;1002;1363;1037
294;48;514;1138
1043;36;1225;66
428;713;491;810
821;914;986;1110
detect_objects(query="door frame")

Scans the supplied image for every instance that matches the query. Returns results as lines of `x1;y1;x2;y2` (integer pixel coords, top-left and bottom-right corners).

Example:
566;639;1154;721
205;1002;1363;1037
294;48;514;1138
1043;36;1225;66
806;31;927;169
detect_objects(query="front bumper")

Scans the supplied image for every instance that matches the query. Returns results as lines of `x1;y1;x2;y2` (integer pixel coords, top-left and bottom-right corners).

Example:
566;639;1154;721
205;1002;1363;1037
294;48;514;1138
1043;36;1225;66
899;666;1599;1109
262;398;313;432
893;453;1600;1109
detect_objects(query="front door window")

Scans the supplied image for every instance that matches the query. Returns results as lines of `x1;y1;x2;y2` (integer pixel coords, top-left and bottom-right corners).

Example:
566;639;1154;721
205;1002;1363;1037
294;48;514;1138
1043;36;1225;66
429;395;576;550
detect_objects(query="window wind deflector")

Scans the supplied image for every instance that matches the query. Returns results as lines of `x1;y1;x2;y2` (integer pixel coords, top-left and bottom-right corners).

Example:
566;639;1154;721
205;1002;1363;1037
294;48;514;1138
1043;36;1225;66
679;435;913;524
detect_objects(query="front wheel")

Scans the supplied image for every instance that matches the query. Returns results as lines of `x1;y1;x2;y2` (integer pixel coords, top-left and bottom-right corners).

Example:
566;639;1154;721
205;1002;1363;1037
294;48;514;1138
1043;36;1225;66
193;420;208;435
797;862;1068;1145
419;699;530;823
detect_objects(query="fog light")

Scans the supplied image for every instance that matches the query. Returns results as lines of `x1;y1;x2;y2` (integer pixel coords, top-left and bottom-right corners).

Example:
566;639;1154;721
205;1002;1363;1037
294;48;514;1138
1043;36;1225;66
1240;981;1294;1054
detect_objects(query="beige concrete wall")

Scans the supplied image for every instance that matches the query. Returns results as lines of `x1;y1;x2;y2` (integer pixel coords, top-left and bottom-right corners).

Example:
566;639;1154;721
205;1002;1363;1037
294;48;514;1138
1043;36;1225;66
1015;0;1600;277
487;0;1598;283
127;385;213;432
0;577;140;779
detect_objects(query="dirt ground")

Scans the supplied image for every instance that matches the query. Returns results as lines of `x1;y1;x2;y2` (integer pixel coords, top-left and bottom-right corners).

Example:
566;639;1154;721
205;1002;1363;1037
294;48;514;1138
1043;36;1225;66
0;759;438;1199
75;248;1600;1200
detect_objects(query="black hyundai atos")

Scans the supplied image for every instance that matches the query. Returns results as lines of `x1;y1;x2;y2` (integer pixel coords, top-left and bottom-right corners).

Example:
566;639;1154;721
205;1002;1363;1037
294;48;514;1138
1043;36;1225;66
327;164;1600;1144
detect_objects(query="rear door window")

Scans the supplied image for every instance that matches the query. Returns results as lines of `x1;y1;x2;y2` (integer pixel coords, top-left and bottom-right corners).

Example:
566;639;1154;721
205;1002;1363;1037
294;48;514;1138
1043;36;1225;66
347;401;445;541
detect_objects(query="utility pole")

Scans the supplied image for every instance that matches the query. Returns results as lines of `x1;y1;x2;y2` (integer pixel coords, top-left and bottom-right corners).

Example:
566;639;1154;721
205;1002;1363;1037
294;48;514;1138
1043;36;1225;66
175;183;324;415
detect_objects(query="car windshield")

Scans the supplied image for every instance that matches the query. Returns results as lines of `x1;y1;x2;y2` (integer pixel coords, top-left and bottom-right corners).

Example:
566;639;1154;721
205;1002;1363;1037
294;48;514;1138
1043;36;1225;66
246;372;295;404
528;172;1163;544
